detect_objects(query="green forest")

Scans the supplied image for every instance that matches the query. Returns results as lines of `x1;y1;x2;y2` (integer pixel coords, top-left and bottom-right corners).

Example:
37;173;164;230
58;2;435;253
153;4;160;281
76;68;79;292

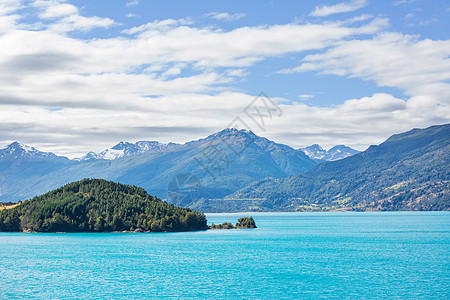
0;179;207;232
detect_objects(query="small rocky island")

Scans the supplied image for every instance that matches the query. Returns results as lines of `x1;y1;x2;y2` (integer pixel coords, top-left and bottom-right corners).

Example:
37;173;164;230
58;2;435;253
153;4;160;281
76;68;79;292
209;217;257;229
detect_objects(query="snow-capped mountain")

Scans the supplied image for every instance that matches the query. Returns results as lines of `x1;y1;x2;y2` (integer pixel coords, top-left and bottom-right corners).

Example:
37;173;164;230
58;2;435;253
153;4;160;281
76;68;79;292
185;128;314;170
0;128;318;203
0;142;67;161
326;145;361;161
300;144;360;161
300;144;327;160
77;141;177;161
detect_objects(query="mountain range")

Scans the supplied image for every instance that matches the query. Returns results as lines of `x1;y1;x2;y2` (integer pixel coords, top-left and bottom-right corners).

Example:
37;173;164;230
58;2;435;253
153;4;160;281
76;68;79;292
1;124;447;212
76;140;358;162
216;124;449;212
1;128;346;203
76;141;177;161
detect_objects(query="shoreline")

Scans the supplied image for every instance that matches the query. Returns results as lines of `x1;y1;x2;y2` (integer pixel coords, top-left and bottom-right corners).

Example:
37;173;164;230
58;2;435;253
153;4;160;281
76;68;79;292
17;230;249;234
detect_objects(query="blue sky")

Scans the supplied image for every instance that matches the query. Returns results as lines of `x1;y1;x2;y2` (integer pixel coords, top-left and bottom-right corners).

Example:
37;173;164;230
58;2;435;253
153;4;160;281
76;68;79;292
0;0;449;157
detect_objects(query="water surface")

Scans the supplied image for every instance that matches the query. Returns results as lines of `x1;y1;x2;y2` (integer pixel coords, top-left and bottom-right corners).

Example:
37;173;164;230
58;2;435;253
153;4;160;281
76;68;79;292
1;212;448;299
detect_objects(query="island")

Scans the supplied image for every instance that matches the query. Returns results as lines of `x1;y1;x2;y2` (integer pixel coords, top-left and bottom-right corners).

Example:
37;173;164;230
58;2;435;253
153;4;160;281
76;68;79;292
210;217;257;229
0;179;208;233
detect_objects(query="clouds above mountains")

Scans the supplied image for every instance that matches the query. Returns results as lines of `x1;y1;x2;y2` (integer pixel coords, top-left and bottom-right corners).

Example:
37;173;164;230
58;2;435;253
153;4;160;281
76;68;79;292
281;32;450;106
0;0;448;157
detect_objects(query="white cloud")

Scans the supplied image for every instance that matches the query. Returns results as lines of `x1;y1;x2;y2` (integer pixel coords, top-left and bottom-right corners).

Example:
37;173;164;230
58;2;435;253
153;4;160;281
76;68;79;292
126;0;139;8
0;1;447;157
161;64;185;78
417;18;438;26
339;93;406;112
48;14;115;32
276;32;450;148
298;94;314;100
0;0;22;15
282;33;450;107
226;69;248;77
39;3;78;18
204;12;246;21
393;0;417;6
310;0;367;17
0;0;22;33
121;17;386;68
32;0;115;32
266;92;449;150
122;18;194;34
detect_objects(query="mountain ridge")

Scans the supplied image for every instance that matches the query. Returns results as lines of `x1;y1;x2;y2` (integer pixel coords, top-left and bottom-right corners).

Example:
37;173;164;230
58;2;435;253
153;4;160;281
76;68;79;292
1;128;360;163
218;124;449;212
76;141;176;161
0;128;319;203
300;144;360;161
3;125;444;212
0;142;68;161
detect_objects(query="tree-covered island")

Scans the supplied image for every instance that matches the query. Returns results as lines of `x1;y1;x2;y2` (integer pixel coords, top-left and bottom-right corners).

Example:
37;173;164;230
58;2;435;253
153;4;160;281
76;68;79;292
0;179;208;232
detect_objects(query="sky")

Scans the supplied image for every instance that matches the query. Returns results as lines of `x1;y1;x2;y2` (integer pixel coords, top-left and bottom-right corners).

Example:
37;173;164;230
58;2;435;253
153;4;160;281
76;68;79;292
0;0;449;158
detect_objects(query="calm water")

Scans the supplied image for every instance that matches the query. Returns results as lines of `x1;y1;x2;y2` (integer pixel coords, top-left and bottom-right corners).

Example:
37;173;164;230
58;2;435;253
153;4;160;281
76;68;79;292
0;212;449;299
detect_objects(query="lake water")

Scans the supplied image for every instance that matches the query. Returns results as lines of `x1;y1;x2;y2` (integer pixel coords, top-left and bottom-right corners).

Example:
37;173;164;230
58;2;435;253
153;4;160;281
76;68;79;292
0;212;449;299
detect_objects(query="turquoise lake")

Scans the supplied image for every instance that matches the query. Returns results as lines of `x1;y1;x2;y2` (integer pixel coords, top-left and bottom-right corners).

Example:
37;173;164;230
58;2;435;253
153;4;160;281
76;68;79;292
1;212;449;299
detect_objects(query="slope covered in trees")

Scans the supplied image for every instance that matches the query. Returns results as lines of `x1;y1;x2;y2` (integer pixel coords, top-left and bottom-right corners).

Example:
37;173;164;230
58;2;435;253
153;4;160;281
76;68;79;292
212;124;450;212
0;179;207;232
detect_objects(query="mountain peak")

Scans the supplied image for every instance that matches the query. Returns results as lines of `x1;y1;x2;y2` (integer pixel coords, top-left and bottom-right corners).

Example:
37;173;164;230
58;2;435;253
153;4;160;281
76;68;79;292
300;144;360;161
216;127;255;136
7;141;34;151
0;142;64;160
111;141;134;150
2;141;38;155
205;128;257;143
78;140;170;161
308;144;325;151
8;141;21;147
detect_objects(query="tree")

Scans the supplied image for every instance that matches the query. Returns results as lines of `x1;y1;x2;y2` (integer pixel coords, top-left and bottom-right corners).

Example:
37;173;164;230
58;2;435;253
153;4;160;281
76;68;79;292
94;216;104;232
236;217;256;228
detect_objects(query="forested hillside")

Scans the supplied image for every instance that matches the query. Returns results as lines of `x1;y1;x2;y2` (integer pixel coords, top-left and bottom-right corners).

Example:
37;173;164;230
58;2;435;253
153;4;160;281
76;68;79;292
0;179;207;232
207;124;450;212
